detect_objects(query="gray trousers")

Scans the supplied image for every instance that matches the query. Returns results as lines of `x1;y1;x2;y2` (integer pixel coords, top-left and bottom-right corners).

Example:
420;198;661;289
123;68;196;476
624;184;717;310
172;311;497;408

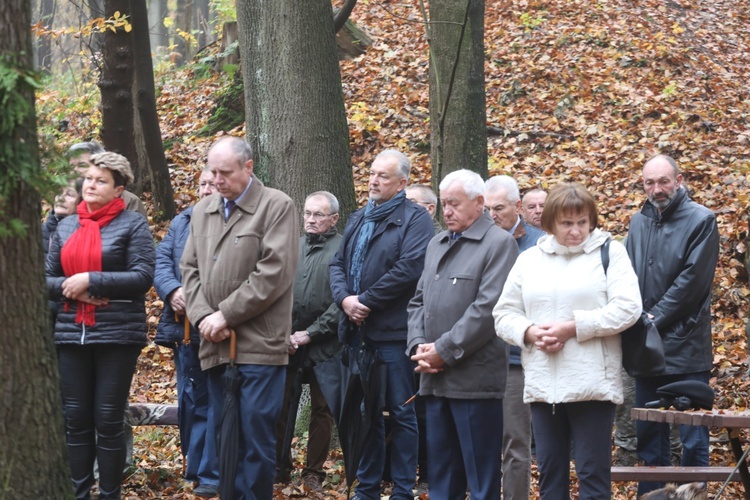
501;365;531;499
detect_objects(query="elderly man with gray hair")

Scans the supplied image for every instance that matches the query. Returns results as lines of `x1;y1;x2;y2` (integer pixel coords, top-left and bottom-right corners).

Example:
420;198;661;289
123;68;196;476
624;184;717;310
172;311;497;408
484;174;544;499
407;169;518;500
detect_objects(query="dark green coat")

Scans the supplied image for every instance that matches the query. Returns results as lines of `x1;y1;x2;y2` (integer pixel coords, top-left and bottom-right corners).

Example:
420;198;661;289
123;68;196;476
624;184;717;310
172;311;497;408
292;230;343;365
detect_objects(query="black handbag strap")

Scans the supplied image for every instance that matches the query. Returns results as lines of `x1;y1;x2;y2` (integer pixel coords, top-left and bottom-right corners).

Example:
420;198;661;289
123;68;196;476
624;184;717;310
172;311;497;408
600;237;611;275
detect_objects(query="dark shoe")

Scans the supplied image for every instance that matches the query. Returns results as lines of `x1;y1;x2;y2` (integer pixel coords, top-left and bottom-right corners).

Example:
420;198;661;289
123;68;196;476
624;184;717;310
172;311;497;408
193;484;219;498
303;474;323;492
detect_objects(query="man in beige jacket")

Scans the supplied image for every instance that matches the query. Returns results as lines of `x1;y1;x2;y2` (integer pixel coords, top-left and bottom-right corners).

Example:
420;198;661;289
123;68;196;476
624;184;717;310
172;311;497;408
181;136;299;499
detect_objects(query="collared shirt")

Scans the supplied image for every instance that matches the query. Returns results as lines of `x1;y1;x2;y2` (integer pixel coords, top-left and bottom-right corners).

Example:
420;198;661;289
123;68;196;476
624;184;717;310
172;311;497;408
508;216;521;236
223;178;253;220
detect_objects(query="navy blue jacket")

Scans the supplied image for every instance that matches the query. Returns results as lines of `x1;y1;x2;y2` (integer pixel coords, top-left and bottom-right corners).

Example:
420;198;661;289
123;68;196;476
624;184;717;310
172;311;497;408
46;210;154;345
329;197;434;344
154;207;197;346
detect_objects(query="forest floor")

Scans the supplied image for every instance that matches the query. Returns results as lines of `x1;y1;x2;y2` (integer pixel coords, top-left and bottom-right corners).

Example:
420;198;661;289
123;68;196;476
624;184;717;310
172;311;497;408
40;0;750;497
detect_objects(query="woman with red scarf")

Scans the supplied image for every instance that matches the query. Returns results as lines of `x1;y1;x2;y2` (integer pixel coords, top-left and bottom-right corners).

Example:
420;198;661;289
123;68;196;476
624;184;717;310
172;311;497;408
46;152;155;499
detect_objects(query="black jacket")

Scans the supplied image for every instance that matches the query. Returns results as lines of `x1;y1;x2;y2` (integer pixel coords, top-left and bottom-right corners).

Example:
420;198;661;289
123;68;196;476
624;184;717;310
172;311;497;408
329;198;434;344
46;210;155;346
625;188;719;375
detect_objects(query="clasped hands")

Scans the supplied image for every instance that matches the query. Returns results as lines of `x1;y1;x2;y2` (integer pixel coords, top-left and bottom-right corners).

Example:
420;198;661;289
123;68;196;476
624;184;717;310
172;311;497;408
524;321;576;354
199;310;231;343
62;272;109;306
288;330;311;354
411;342;446;374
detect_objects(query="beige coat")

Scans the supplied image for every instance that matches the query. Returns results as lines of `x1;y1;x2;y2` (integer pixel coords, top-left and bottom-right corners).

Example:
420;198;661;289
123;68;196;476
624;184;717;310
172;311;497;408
180;175;299;369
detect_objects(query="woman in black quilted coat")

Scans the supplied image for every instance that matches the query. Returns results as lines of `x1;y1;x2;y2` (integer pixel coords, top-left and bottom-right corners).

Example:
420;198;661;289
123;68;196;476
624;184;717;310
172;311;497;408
46;152;154;500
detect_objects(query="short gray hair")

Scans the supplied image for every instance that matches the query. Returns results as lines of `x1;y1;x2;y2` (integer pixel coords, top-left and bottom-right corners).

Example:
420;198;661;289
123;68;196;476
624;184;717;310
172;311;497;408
67;141;104;158
522;188;547;202
306;191;339;214
405;185;437;206
211;136;254;165
439;170;485;200
485;175;520;203
374;149;411;180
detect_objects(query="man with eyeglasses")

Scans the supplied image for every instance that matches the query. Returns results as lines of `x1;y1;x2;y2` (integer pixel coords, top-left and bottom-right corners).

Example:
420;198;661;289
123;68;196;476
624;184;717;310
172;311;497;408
406;184;443;234
275;191;343;492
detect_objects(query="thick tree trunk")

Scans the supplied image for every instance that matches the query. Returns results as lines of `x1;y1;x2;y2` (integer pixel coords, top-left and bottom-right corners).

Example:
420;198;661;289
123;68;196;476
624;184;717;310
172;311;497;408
100;0;140;191
0;1;71;497
236;0;356;225
131;0;175;221
147;0;169;57
100;0;175;220
428;0;487;186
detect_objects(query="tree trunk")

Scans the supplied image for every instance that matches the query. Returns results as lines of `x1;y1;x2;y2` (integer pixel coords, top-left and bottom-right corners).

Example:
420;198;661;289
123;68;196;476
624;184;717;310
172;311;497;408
236;0;356;225
36;0;55;71
89;0;105;54
100;0;175;221
194;0;211;49
131;0;175;221
147;0;169;57
428;0;487;187
100;0;141;192
174;0;193;66
0;1;71;497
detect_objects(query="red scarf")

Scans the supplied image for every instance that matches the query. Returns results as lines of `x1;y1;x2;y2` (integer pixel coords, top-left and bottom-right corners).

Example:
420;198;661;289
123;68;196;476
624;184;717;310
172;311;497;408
61;197;126;326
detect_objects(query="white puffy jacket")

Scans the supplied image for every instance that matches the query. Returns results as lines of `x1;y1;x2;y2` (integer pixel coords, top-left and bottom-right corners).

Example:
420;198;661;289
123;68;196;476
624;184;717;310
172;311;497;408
493;229;642;405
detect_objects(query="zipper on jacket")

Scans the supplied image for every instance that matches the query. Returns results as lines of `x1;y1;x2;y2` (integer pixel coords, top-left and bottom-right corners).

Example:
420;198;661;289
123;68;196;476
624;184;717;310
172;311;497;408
80;322;86;344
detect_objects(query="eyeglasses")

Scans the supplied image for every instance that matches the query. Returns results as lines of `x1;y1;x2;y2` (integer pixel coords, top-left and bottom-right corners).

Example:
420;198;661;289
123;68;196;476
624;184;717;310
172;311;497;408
303;211;335;220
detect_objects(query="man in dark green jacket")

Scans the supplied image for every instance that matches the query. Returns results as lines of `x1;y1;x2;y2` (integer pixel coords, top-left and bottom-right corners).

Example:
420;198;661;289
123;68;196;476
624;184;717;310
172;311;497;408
276;191;343;492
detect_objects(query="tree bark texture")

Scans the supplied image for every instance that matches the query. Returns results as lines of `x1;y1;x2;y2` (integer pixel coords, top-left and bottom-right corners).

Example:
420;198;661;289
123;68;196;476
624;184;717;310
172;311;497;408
131;0;175;221
101;0;175;220
195;0;211;49
236;0;356;225
0;1;72;497
428;0;487;186
100;0;140;190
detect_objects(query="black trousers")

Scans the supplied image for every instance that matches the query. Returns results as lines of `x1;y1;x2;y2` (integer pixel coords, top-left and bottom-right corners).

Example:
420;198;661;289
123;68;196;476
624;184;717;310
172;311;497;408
58;344;141;499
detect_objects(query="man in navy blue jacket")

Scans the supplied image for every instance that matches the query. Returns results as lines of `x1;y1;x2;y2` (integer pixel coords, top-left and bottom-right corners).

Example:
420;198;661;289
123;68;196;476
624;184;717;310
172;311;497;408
154;168;219;497
330;150;434;500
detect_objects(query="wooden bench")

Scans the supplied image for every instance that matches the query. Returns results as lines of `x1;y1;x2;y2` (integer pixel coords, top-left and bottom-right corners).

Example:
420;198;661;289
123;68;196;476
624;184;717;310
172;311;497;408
627;407;750;498
612;465;741;482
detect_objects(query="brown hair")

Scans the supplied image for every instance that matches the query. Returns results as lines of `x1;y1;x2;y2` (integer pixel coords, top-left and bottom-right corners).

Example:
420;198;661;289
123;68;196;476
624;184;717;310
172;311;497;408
540;182;598;233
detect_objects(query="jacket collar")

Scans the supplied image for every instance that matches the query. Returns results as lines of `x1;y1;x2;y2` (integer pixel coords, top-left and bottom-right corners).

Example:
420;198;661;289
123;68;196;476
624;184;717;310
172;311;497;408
204;175;265;217
437;212;495;244
641;186;688;222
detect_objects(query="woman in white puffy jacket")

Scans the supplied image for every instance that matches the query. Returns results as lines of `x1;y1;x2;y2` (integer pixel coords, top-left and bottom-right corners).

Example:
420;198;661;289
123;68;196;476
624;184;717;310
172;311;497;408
493;182;642;499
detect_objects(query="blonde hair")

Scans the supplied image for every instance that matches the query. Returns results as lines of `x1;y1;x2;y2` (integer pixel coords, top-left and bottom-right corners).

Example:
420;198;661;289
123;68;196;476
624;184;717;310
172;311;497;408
90;152;134;188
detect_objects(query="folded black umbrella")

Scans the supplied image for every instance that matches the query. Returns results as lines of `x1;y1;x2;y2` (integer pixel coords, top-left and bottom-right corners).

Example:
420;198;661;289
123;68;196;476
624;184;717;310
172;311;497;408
338;343;386;499
218;329;240;500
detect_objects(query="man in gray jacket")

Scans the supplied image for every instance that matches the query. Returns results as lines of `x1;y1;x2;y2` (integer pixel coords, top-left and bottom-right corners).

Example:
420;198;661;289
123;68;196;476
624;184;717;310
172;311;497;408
625;154;719;495
407;169;518;500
